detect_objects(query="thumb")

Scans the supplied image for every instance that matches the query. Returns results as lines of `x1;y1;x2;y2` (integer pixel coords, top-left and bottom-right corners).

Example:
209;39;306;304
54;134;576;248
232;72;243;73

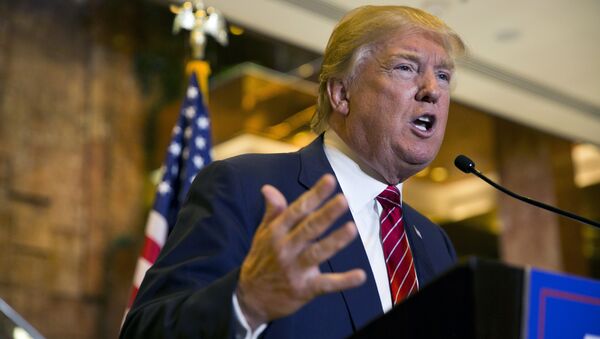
260;184;287;225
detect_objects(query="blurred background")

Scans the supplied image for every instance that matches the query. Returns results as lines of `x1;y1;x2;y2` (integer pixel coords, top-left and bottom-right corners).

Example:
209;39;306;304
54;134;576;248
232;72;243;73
0;0;599;337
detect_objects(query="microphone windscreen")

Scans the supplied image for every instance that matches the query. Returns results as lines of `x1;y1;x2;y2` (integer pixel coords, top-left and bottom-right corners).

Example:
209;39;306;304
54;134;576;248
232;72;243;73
454;155;475;173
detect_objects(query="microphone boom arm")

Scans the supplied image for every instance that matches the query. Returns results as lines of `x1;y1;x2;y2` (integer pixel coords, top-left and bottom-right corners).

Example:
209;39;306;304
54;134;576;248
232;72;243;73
455;155;600;229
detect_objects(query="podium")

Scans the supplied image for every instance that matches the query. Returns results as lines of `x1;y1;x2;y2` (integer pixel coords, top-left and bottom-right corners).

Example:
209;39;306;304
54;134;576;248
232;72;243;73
351;258;600;339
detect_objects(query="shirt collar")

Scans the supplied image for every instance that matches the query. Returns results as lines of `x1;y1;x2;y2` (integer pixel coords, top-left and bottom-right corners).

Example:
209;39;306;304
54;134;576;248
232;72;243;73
323;130;403;216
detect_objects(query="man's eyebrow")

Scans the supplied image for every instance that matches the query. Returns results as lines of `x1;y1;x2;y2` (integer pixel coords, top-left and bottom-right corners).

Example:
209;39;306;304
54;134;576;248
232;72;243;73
388;51;420;63
437;58;455;71
388;51;455;71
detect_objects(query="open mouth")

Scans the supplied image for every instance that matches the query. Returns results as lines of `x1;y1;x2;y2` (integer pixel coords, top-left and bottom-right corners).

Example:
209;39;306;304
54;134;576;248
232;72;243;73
412;114;436;132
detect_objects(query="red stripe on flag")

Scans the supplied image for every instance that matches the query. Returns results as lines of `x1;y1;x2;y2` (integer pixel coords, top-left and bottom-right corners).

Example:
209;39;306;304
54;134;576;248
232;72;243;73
141;236;162;263
128;286;139;308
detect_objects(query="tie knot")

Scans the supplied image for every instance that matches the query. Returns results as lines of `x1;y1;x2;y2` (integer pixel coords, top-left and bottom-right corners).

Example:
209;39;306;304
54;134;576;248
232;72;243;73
376;185;401;209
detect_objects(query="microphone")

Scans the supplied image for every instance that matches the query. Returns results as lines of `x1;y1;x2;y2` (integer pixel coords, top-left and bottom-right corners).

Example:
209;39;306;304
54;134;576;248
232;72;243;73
454;154;600;229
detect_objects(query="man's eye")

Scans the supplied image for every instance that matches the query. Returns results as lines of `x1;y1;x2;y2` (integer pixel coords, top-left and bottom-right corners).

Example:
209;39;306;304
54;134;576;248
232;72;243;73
437;72;451;82
395;64;413;72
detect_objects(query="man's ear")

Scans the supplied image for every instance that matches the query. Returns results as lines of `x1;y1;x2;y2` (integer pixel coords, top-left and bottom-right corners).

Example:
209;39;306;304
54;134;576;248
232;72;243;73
326;78;350;116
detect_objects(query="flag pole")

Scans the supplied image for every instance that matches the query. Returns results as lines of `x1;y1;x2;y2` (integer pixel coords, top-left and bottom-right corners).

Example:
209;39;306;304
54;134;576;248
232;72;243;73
186;60;211;104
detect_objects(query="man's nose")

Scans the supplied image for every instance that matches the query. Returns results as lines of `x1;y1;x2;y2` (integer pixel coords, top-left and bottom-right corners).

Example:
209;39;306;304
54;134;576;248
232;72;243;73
415;70;440;104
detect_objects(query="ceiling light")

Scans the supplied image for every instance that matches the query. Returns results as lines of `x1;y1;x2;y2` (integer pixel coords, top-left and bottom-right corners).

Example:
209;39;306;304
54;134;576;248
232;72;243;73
496;28;521;42
229;25;245;36
297;64;314;78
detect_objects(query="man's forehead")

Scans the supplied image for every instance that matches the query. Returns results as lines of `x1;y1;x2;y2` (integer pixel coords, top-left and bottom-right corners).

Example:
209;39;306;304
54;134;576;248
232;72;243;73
373;31;454;69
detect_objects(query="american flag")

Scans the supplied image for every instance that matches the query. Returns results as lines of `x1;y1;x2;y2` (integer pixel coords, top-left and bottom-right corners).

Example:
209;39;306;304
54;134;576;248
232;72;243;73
126;72;213;313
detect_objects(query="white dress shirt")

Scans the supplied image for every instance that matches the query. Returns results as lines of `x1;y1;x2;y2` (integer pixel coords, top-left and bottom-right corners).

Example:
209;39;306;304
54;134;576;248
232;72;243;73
322;130;398;313
233;130;410;338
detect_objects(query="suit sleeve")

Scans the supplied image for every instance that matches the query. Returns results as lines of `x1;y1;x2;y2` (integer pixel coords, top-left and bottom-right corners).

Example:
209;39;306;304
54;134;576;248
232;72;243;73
120;160;261;339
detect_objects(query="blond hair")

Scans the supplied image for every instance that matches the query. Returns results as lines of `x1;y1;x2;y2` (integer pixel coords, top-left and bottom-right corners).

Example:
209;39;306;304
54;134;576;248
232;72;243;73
311;5;466;133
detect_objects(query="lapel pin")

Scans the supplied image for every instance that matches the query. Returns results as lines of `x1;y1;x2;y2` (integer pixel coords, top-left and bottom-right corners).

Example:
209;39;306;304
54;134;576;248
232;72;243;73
413;225;422;239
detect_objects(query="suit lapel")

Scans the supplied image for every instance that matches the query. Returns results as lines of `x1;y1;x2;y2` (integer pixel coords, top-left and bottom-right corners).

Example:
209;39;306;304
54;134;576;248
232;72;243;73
402;204;436;286
298;135;383;330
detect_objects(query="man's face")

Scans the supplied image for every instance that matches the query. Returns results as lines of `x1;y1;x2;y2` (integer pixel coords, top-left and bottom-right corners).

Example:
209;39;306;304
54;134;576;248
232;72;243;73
333;29;453;183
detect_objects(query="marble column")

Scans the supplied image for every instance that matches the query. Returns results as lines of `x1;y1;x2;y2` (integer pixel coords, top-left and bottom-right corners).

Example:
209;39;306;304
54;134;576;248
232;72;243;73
495;119;586;275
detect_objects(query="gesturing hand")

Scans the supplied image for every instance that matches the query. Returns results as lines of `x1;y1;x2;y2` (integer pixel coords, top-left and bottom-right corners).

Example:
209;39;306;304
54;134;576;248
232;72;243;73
236;174;366;330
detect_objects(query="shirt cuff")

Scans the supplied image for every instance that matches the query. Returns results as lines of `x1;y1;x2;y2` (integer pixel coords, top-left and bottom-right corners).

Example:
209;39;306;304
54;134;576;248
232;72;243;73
232;292;267;339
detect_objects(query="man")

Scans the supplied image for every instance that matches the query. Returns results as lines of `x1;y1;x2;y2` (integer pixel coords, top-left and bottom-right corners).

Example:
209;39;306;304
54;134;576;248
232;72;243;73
121;5;465;339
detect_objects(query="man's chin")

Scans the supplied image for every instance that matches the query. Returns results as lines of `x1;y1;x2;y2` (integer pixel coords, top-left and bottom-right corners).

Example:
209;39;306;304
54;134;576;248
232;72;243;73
405;162;429;177
383;158;433;184
403;156;435;175
404;154;435;168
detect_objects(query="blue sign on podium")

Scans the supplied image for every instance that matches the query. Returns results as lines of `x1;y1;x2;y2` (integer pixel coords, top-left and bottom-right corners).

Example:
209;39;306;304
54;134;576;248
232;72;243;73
525;268;600;339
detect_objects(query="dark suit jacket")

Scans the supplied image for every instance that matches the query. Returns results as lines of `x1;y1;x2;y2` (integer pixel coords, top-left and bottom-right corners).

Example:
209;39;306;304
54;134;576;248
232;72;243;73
121;135;457;339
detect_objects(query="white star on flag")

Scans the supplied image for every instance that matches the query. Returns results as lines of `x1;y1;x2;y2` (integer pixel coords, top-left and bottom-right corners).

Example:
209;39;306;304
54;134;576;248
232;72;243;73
182;148;189;160
187;86;198;99
157;181;171;195
169;143;181;156
197;116;209;129
185;106;196;119
171;164;179;175
172;126;181;135
193;155;204;168
195;136;206;149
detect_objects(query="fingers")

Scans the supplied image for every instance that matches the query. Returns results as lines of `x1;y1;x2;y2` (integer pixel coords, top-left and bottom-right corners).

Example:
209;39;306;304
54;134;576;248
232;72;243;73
298;222;357;267
310;269;367;296
240;175;366;323
276;174;337;232
287;193;349;248
260;185;287;225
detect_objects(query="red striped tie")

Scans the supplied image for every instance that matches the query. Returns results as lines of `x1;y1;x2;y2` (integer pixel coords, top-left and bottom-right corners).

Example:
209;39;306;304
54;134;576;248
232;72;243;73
377;185;418;304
